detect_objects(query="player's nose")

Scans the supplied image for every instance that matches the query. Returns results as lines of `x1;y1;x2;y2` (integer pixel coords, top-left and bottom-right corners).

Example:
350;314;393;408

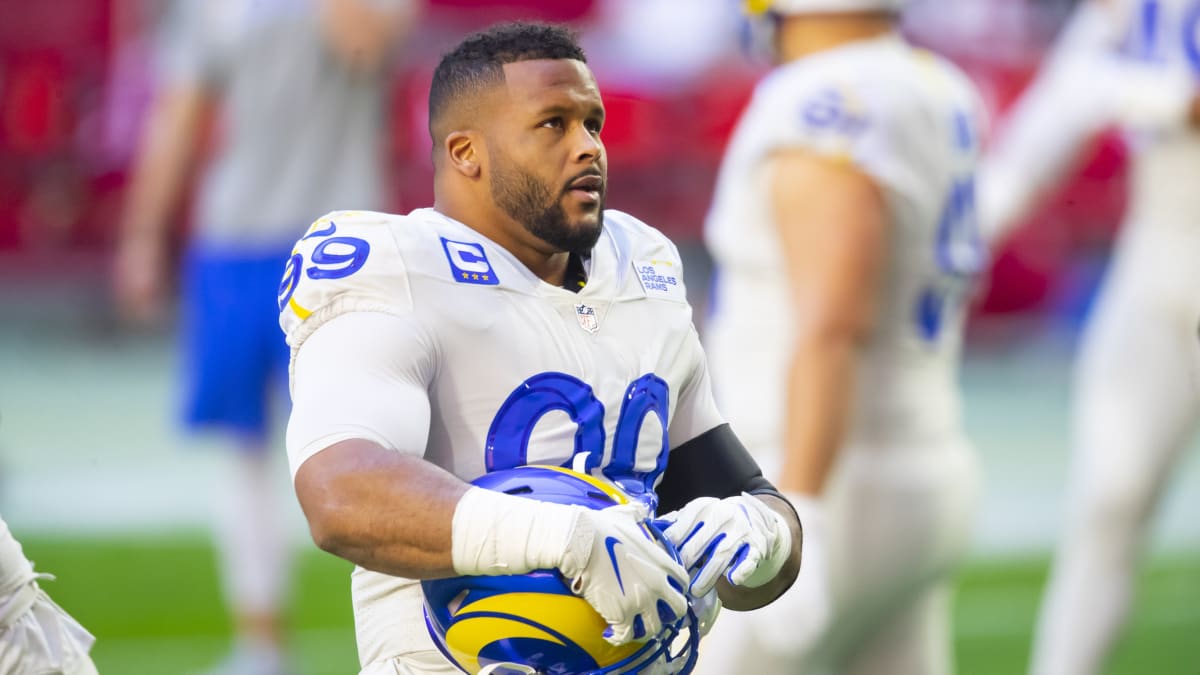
572;125;603;164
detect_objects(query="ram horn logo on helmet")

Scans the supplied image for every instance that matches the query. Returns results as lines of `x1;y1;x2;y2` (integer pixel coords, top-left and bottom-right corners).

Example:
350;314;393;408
422;465;702;675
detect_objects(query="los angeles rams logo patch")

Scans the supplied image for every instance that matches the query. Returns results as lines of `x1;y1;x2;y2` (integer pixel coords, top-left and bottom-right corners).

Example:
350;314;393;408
633;259;687;302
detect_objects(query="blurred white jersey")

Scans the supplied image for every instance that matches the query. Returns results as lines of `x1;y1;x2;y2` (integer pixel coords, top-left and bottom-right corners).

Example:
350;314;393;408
984;3;1200;674
705;34;986;461
1116;0;1200;230
699;33;986;675
280;208;724;670
981;0;1200;240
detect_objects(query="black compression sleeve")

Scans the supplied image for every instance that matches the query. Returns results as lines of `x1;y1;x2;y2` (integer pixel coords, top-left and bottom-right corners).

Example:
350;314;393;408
656;423;783;514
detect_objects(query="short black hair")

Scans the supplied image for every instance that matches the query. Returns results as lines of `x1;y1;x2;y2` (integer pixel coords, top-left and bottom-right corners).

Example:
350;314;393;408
429;22;587;141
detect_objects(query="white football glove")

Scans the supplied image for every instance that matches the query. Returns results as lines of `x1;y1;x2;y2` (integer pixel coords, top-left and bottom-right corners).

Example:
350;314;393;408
452;487;689;647
658;493;792;598
558;501;691;645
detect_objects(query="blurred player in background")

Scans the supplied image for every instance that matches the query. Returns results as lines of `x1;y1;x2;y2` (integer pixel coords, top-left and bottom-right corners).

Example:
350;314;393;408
978;1;1200;673
700;0;987;673
0;515;96;674
281;21;802;675
113;1;417;673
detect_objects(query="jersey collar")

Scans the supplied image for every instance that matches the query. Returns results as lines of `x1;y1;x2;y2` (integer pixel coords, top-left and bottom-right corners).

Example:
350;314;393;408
414;207;619;299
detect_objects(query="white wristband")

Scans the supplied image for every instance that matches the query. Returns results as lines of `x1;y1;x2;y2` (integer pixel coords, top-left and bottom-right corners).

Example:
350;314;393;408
450;486;581;577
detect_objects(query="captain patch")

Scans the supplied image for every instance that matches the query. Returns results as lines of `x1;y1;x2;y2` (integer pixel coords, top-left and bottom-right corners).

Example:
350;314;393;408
442;237;500;286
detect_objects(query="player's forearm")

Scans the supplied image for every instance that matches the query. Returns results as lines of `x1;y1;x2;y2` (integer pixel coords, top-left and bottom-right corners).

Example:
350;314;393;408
295;439;468;578
778;327;859;496
119;87;207;243
981;9;1124;243
981;71;1109;243
715;493;802;611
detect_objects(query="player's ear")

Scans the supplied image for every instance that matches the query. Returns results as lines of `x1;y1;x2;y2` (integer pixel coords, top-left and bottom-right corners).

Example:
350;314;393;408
445;131;482;179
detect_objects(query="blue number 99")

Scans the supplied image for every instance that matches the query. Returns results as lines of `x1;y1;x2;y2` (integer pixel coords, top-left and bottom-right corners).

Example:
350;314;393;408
307;237;371;280
486;372;671;501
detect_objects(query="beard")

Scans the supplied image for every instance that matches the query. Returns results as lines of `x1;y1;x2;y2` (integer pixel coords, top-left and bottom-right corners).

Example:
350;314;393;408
490;157;604;254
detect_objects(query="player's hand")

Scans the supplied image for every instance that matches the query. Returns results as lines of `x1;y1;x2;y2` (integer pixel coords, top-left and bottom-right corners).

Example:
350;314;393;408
558;501;690;646
113;233;170;325
658;494;791;598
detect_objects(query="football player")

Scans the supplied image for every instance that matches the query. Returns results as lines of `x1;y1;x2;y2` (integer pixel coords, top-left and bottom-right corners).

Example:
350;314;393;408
978;2;1200;673
115;2;416;672
280;22;803;675
0;515;96;674
699;1;986;673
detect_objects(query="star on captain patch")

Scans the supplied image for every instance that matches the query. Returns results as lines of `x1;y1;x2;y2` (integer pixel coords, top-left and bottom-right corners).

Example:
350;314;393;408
575;303;599;334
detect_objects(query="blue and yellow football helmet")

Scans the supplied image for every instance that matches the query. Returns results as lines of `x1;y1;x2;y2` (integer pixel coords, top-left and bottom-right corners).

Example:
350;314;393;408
422;465;701;675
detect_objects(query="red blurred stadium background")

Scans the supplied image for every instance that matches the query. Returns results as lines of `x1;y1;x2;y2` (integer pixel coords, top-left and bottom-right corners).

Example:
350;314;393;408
0;0;1118;322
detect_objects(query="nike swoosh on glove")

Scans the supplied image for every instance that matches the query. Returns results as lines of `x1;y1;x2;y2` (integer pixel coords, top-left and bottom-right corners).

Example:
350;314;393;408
658;493;792;598
558;501;691;646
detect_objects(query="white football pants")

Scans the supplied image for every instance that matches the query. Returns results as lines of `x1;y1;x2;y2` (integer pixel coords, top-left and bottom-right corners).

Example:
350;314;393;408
695;436;979;675
1029;222;1200;675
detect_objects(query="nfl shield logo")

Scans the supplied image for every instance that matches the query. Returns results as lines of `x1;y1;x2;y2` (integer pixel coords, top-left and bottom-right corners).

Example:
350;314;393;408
575;303;599;334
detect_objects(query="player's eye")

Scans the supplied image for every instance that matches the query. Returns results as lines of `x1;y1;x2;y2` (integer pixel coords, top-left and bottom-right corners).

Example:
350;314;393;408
585;118;603;134
540;117;564;130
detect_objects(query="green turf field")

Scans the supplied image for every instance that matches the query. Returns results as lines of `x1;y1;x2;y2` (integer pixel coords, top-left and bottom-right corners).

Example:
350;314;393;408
955;555;1200;675
20;535;1200;675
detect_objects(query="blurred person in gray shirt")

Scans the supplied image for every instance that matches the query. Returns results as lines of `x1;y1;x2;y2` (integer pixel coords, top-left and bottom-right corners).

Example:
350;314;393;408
114;1;417;673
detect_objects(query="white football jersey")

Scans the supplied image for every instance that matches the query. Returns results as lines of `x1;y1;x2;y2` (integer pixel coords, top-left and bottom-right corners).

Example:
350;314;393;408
704;34;986;459
280;207;724;665
1093;0;1200;228
1118;0;1200;229
981;0;1200;238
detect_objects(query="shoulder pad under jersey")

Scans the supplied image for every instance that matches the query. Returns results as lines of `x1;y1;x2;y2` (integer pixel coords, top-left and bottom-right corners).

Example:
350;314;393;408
278;210;413;350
